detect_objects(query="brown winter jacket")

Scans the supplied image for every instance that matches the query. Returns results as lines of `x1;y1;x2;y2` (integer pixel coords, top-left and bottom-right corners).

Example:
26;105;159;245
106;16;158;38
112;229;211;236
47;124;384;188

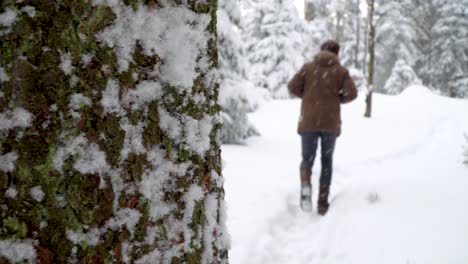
288;51;357;135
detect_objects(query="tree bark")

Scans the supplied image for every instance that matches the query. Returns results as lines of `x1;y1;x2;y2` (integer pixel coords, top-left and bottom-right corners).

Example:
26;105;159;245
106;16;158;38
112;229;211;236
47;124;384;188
0;1;228;263
354;0;361;69
304;0;315;21
335;11;343;42
362;12;369;75
364;0;375;118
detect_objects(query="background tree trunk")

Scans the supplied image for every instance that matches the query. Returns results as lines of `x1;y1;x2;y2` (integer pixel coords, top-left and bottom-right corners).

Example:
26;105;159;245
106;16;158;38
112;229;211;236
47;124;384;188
335;10;343;42
0;1;228;263
304;0;315;21
364;0;375;118
354;0;361;69
362;15;369;76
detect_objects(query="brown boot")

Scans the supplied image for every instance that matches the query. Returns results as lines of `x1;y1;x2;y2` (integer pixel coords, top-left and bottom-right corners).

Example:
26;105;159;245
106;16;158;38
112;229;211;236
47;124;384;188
300;168;312;185
318;185;330;215
300;168;312;212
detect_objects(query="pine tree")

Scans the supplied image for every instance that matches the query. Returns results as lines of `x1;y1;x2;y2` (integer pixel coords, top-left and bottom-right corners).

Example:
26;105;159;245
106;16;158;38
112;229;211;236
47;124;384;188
244;0;305;98
0;1;229;263
397;0;437;88
328;0;365;69
449;75;468;98
399;0;468;97
364;0;419;116
373;0;419;91
384;60;421;95
304;0;330;21
218;0;260;144
430;0;468;97
301;11;332;63
303;0;363;70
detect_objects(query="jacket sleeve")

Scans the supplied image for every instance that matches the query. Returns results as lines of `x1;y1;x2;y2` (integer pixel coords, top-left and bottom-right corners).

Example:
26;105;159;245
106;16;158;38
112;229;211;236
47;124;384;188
288;65;306;98
340;70;358;104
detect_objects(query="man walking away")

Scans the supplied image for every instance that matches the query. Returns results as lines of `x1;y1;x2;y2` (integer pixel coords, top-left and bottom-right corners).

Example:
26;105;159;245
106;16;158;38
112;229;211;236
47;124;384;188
288;40;357;215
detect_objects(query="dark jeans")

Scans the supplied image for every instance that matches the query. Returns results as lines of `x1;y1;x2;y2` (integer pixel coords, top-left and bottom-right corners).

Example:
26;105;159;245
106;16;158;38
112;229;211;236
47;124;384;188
300;131;337;186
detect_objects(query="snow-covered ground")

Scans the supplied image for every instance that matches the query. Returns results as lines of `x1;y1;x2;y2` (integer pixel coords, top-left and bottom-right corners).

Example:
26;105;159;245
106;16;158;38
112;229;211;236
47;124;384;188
222;85;468;264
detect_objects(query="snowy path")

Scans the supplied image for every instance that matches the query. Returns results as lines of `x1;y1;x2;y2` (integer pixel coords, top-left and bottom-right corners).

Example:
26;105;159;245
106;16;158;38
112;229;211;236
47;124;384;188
222;87;468;264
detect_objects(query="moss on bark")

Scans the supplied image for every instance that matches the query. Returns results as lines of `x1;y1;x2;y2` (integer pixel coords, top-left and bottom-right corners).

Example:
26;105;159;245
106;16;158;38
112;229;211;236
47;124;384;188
1;0;227;263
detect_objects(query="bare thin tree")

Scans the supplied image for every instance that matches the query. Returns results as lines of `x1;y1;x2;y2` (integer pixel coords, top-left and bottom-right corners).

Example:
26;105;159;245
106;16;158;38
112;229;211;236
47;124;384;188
364;0;375;118
354;0;361;69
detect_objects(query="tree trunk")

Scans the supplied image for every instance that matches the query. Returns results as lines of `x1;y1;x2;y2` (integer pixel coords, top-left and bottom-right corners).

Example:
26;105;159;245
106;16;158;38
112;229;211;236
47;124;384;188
0;1;228;263
335;11;343;42
427;28;433;87
354;0;361;69
362;11;369;76
364;0;375;118
425;1;435;88
304;0;315;21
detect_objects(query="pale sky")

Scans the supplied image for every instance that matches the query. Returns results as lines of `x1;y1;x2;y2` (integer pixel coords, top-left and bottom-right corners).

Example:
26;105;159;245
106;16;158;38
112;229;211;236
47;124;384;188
294;0;305;18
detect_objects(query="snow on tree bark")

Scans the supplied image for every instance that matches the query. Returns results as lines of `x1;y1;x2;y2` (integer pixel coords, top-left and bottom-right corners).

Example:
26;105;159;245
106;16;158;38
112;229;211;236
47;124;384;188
0;1;229;263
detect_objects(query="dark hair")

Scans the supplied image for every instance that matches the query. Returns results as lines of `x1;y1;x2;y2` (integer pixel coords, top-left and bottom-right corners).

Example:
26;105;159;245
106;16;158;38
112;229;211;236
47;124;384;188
320;40;340;55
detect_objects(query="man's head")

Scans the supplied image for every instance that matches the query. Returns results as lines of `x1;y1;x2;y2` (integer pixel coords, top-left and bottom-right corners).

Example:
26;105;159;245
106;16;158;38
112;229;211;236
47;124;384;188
320;40;340;55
